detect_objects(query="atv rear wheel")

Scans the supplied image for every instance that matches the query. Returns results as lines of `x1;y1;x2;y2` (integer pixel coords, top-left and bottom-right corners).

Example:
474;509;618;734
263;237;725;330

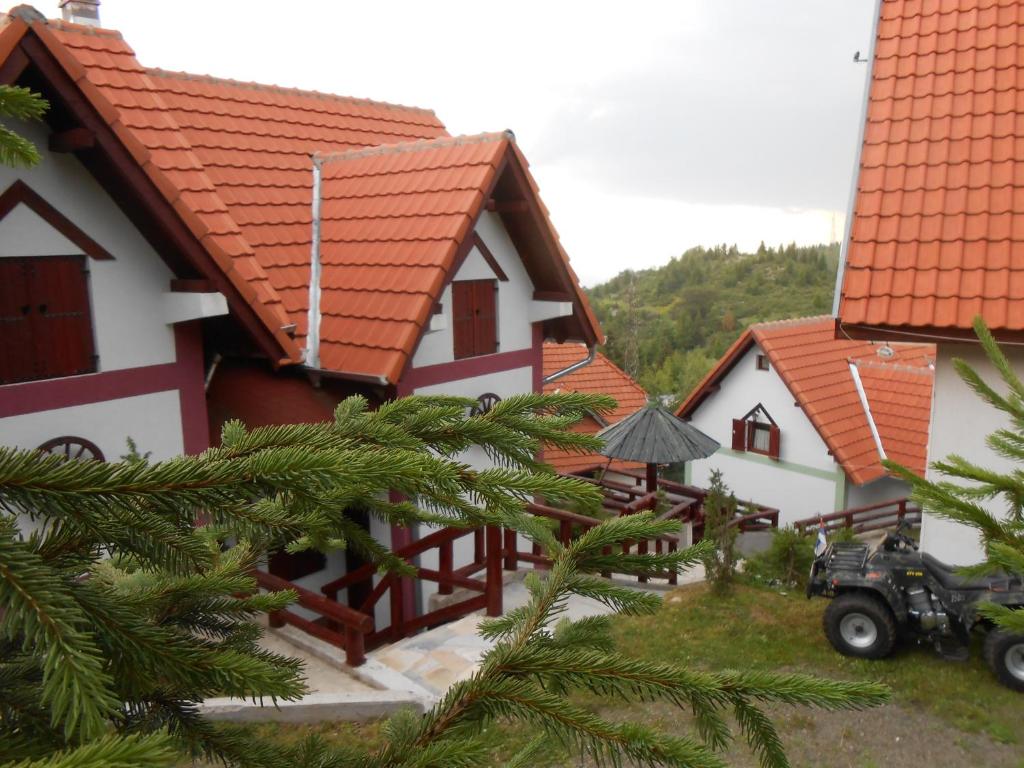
823;592;896;660
984;629;1024;693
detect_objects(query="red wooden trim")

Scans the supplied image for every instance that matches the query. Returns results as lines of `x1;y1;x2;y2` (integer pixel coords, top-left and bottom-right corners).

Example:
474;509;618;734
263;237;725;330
533;290;573;301
175;322;209;455
15;33;295;366
170;278;215;293
839;320;1024;345
48;127;95;153
677;329;755;419
486;199;528;213
0;180;113;260
0;45;28;85
472;233;509;281
0;324;208;461
401;345;538;391
531;324;544;394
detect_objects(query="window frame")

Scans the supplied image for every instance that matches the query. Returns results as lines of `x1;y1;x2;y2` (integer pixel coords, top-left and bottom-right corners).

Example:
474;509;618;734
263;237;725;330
451;278;498;360
731;403;781;460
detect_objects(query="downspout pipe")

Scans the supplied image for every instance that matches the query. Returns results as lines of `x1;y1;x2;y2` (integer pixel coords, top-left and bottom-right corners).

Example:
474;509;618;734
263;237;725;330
305;155;324;369
543;345;596;385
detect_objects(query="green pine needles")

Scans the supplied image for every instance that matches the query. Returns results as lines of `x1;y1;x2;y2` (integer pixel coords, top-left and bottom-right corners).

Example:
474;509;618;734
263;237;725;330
886;317;1024;634
1;393;888;767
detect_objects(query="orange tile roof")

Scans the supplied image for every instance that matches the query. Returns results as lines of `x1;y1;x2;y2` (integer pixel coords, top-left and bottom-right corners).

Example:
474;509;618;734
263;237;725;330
542;343;647;473
677;316;935;484
837;0;1024;334
29;17;303;364
3;10;601;381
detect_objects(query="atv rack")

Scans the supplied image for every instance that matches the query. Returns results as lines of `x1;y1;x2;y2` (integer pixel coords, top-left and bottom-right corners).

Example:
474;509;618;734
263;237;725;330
828;542;869;571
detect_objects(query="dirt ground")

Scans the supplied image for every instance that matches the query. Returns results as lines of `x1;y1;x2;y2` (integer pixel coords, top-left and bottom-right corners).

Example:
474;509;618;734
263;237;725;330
586;700;1024;768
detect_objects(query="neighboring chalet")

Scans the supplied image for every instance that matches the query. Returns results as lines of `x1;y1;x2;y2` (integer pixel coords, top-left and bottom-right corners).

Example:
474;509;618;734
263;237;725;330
0;5;601;619
542;342;647;475
677;316;934;527
834;0;1024;562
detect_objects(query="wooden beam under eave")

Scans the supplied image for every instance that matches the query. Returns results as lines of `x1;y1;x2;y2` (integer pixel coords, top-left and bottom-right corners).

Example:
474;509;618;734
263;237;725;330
170;278;215;293
533;290;573;302
486;199;529;213
49;127;96;153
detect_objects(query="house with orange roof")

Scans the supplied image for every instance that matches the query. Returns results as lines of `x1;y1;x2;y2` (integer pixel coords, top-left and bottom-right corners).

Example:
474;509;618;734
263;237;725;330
833;0;1024;562
0;3;601;615
677;316;934;527
542;342;647;475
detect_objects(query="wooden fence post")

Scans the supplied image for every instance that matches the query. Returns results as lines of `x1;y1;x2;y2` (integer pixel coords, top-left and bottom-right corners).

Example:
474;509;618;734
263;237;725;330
485;525;503;617
344;626;366;667
438;539;453;596
503;528;518;571
389;575;405;642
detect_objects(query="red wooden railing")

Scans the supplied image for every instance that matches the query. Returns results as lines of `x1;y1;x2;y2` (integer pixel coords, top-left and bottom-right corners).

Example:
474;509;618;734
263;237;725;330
254;473;779;667
792;498;921;536
318;524;504;651
252;569;373;667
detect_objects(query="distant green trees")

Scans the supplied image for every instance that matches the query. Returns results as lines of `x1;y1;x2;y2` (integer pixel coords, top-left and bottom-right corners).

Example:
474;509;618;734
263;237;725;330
589;242;838;405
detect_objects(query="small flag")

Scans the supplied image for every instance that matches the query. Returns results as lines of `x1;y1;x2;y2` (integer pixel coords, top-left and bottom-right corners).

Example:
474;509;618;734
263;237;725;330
814;517;828;557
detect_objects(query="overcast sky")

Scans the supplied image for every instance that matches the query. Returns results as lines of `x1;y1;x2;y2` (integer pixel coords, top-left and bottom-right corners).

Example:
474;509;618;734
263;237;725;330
92;0;877;285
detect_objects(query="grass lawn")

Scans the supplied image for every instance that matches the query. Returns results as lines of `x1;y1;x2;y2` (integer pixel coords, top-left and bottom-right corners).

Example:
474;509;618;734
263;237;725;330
208;581;1023;767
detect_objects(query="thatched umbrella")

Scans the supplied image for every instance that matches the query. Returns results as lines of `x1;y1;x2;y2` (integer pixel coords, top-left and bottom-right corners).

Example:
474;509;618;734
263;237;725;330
597;405;720;492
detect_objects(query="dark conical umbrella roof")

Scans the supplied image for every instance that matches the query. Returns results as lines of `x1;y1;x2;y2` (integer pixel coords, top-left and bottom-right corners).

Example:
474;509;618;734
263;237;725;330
597;405;720;464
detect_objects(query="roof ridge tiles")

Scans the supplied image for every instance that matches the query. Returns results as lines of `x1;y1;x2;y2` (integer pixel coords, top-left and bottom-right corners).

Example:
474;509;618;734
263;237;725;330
316;131;513;165
145;67;440;117
853;358;934;375
9;11;123;38
749;314;835;332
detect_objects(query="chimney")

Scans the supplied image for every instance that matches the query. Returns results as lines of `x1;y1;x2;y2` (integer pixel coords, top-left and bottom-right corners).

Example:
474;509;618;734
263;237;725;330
59;0;100;26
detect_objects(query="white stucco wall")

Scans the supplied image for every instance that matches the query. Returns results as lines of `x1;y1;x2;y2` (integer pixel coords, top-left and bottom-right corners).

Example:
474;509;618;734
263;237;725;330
920;344;1023;564
413;211;537;368
0;390;184;462
846;475;909;509
686;344;844;526
0;119;177;372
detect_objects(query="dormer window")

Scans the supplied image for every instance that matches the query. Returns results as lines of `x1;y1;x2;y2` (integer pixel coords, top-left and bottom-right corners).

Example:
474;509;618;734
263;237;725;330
731;403;780;460
452;279;497;359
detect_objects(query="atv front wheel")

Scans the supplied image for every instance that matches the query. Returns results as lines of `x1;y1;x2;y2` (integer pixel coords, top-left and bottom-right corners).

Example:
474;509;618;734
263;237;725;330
823;592;896;660
984;629;1024;693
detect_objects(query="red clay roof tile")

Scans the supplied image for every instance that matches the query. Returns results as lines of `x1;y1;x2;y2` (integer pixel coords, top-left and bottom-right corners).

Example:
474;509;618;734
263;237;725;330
9;11;601;380
542;343;648;474
839;0;1024;333
678;316;935;484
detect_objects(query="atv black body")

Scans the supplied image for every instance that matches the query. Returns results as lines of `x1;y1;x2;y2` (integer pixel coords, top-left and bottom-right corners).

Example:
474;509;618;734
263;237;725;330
807;529;1024;691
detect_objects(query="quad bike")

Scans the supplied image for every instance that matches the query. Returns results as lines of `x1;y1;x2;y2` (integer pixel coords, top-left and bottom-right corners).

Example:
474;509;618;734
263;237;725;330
807;523;1024;691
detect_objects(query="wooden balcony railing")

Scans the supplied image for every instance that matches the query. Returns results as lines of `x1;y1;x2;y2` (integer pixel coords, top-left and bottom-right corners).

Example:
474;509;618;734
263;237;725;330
792;498;921;536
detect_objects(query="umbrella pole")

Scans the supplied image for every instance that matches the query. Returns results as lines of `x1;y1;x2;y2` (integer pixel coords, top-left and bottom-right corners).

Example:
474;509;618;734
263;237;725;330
646;463;658;494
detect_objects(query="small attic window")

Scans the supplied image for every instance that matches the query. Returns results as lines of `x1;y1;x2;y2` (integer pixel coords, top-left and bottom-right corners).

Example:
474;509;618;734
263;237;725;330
452;279;498;359
756;354;770;371
731;403;781;460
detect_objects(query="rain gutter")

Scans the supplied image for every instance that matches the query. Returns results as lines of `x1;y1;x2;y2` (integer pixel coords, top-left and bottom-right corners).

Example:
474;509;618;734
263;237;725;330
542;345;596;385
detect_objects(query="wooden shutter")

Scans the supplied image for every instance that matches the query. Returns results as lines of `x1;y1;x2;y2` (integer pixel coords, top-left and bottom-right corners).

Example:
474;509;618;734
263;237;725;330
452;281;475;360
30;256;95;380
731;419;746;451
768;424;781;460
0;256;95;385
0;259;34;384
473;279;497;356
452;279;498;359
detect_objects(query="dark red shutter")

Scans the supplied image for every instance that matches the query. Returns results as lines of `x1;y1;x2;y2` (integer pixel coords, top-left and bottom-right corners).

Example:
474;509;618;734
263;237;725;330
452;281;475;360
29;256;95;380
768;425;781;460
731;419;745;451
0;256;94;385
473;279;497;356
0;259;34;384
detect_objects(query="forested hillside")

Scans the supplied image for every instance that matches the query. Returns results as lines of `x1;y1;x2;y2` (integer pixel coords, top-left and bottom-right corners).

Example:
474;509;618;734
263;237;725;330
588;242;840;405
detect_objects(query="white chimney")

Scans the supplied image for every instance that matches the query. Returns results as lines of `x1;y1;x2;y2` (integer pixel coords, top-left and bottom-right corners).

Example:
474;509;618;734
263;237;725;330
59;0;100;26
